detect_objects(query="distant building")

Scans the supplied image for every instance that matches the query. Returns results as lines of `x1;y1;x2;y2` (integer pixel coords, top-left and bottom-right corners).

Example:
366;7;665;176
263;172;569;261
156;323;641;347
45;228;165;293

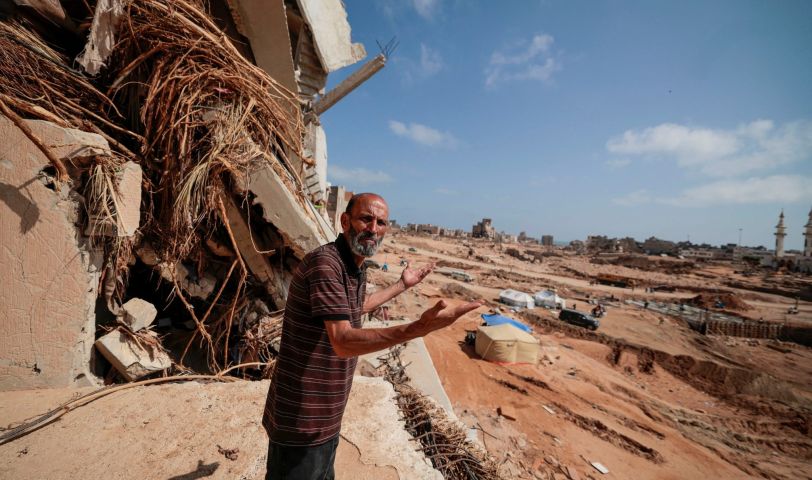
586;235;618;252
541;235;554;246
472;218;496;239
642;237;677;255
775;210;787;258
680;249;716;260
417;223;440;235
499;232;517;244
617;237;641;253
326;185;350;234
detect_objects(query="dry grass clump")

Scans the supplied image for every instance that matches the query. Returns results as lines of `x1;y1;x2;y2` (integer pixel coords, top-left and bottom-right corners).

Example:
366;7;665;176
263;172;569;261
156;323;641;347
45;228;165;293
107;0;304;263
0;20;140;157
381;346;501;480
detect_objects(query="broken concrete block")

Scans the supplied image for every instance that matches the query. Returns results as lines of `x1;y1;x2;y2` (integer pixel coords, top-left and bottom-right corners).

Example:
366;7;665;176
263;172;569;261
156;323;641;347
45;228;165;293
235;162;333;259
77;0;126;75
121;298;157;332
157;261;216;299
95;330;171;381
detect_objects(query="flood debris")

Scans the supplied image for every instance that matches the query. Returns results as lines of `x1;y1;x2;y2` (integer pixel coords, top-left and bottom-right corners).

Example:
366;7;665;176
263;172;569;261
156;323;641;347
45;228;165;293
94;330;171;381
1;0;384;387
379;345;501;480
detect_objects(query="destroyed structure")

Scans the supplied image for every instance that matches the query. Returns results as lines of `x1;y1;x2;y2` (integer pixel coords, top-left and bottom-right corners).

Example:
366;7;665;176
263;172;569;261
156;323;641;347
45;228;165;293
0;0;388;390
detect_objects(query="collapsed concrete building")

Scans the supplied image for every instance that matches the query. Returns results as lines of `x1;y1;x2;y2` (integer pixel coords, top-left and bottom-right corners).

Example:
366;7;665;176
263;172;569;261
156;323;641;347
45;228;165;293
0;0;387;390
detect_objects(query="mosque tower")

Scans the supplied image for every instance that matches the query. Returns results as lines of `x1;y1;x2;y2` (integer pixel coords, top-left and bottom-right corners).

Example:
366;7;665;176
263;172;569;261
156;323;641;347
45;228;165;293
774;210;787;258
804;206;812;257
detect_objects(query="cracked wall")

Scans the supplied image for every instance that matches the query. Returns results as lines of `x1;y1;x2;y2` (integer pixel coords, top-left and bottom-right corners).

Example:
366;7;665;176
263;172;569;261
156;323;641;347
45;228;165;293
0;115;103;390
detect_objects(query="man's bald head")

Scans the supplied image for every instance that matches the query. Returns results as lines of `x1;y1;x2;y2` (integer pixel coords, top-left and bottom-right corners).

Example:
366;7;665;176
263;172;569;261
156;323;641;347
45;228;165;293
345;193;387;216
341;193;389;260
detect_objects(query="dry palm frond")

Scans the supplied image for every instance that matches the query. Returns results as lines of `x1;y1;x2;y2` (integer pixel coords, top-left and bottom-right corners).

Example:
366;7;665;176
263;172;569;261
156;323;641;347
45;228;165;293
0;20;141;158
107;0;305;264
380;346;502;480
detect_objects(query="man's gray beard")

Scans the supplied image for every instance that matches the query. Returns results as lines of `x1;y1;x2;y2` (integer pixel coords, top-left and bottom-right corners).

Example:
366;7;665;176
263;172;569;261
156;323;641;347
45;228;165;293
348;228;382;257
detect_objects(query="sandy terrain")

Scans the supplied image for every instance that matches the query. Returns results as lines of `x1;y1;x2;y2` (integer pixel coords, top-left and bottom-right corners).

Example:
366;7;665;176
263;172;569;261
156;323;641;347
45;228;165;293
368;232;812;479
2;231;810;480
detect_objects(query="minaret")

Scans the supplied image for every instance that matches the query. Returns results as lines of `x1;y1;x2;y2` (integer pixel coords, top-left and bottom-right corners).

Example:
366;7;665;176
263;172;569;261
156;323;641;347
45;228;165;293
774;210;786;258
804;206;812;257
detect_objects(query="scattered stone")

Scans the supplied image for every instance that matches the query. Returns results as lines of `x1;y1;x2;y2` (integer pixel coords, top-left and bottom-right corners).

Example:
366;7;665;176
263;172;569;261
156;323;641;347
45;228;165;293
121;298;157;332
590;462;609;474
216;445;239;461
497;405;517;421
95;330;171;381
158;261;216;299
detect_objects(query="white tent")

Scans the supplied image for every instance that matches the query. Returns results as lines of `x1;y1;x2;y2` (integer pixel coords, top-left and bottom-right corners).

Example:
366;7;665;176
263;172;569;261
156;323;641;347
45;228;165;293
499;289;534;308
475;324;539;364
533;290;565;309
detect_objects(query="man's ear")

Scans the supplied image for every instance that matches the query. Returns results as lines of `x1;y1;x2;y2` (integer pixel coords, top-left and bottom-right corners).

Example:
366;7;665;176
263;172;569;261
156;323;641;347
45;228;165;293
340;212;349;232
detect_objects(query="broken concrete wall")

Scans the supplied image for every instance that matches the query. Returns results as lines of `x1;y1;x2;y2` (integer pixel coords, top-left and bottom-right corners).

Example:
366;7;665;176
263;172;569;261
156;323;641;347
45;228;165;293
228;0;298;93
0;115;104;391
303;122;328;202
296;0;366;72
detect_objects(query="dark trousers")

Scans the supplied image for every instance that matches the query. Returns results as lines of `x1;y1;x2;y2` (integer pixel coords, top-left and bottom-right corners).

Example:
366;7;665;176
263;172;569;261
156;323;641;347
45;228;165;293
265;436;339;480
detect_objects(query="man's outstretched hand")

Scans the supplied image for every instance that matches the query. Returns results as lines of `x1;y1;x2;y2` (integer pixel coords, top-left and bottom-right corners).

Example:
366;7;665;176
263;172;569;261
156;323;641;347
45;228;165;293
417;299;483;334
400;262;435;288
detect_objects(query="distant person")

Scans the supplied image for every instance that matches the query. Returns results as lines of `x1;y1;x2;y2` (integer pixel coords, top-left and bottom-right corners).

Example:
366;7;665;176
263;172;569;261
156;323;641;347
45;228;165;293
263;193;481;479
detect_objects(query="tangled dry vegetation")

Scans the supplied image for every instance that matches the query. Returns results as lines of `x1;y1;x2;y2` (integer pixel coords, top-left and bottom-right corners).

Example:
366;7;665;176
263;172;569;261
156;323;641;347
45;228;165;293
1;0;303;375
380;346;502;480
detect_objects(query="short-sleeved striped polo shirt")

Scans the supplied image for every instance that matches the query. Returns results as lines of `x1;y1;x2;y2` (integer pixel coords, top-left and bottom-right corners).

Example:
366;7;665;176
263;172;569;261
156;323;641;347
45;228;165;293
264;233;366;446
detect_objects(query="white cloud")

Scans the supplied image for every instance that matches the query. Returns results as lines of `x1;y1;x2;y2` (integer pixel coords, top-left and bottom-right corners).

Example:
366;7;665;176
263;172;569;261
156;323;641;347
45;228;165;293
434;188;457;195
605;158;631;169
388;120;458;148
661;175;812;207
412;0;439;19
329;165;392;185
485;34;562;87
606;120;812;177
612;190;651;206
420;44;444;76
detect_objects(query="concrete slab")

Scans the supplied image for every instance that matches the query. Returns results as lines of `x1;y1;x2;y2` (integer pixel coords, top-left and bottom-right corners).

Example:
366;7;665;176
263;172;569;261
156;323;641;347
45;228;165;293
0;378;440;479
358;324;456;420
296;0;366;72
94;330;171;381
341;376;442;480
238;162;333;258
0;115;103;391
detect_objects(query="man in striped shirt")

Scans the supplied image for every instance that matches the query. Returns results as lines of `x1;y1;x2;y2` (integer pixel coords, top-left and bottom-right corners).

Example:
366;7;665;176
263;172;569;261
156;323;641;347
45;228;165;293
264;193;481;480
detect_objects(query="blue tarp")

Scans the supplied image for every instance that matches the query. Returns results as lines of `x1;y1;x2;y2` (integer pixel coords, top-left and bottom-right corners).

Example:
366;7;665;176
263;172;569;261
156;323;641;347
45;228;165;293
481;313;532;333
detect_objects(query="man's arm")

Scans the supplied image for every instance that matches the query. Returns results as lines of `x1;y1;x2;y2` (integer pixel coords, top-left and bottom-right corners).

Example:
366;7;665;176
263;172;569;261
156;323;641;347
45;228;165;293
326;299;482;358
363;262;435;313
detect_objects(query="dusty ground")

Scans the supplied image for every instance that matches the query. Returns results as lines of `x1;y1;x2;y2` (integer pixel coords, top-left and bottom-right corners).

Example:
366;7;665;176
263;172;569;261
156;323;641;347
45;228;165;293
2;232;810;479
369;232;812;479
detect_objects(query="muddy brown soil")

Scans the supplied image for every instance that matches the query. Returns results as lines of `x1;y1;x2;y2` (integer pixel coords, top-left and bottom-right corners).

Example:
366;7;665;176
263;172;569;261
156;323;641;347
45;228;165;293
372;232;812;479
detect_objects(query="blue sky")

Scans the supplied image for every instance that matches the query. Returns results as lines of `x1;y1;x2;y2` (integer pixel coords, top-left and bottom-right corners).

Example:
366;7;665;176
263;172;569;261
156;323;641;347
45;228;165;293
321;0;812;250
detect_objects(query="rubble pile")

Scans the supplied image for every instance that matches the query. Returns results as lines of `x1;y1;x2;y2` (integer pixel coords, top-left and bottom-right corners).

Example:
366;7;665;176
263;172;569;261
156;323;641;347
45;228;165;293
379;346;502;480
0;0;341;383
689;292;753;311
